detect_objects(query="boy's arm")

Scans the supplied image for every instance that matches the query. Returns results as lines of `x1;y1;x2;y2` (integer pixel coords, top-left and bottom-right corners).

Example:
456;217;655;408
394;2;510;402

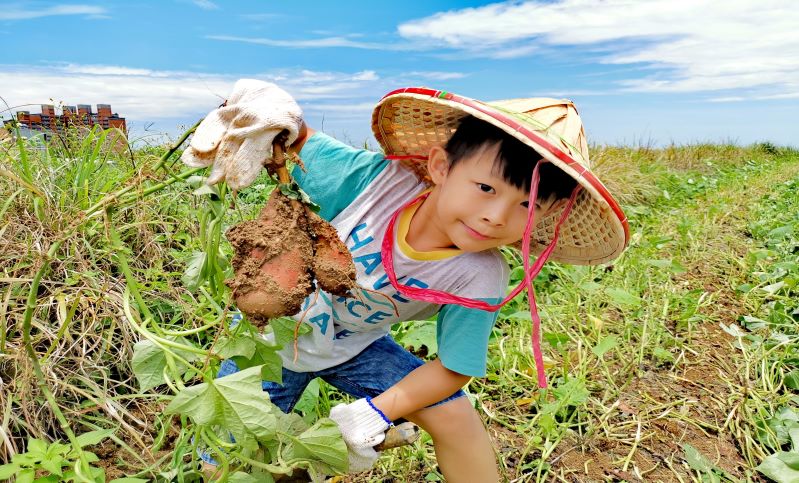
371;358;469;421
281;122;390;222
287;121;315;155
328;358;469;472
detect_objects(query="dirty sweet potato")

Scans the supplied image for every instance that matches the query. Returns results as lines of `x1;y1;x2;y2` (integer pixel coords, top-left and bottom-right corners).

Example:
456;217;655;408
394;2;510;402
225;186;358;326
306;208;356;296
226;190;315;325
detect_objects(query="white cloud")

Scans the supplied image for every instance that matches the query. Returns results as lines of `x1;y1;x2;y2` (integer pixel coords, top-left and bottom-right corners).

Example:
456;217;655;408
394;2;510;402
0;64;384;122
207;34;416;51
397;0;799;98
0;4;107;20
191;0;219;10
62;64;163;77
711;92;799;102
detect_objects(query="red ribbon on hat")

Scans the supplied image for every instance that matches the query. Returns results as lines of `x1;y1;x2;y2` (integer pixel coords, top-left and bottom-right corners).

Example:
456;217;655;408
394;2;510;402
381;156;581;388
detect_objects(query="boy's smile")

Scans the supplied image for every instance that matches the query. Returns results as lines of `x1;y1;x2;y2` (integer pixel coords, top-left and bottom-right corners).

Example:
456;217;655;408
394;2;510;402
407;144;558;253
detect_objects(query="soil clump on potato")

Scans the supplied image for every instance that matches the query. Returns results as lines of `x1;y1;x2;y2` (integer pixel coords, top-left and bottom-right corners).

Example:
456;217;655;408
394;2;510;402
226;189;356;326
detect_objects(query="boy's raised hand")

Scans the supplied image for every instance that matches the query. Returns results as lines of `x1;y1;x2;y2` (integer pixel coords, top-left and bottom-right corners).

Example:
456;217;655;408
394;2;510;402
181;79;303;191
328;398;392;472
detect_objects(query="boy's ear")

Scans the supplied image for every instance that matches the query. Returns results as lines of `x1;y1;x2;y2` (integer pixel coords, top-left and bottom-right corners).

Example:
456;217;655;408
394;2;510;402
427;146;450;185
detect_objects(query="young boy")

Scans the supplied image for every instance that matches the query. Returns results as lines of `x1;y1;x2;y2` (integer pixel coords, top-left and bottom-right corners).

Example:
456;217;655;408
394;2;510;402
189;83;628;481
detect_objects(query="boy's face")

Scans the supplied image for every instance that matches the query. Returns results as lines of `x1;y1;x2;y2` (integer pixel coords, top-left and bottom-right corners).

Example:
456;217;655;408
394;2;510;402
426;143;560;252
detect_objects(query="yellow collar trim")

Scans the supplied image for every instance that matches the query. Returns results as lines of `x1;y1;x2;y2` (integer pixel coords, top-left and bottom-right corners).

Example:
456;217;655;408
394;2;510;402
396;191;463;261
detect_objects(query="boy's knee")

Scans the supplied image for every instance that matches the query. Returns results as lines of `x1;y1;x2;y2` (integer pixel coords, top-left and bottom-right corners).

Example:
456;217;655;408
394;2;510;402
408;397;485;441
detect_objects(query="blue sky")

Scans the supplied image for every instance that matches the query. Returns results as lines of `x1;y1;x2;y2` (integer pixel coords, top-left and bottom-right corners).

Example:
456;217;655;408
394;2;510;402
1;0;797;147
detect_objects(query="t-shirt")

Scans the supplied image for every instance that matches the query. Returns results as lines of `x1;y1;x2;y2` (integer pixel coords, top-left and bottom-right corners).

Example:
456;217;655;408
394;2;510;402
265;132;509;377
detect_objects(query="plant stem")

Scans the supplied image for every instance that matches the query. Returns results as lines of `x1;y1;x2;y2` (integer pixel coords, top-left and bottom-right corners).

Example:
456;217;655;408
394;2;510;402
153;119;201;172
83;121;200;218
21;238;90;469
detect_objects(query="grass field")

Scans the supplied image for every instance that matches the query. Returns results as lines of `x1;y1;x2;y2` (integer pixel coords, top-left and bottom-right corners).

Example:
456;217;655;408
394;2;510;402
1;126;797;482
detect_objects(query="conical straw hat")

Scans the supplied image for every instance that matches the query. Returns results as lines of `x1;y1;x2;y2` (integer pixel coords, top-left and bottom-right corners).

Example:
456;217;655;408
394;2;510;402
372;87;629;265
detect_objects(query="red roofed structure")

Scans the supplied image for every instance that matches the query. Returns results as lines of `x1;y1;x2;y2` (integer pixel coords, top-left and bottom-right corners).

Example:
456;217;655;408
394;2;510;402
3;103;127;141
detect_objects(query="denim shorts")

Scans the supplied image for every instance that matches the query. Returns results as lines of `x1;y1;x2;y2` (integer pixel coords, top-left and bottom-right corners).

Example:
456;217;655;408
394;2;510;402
216;334;465;413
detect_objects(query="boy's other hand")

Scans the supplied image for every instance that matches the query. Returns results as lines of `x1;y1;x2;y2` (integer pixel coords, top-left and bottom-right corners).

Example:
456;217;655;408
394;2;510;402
329;398;391;472
181;79;303;191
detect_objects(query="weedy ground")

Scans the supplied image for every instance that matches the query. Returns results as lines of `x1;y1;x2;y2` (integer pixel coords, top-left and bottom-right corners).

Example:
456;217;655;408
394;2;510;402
0;128;797;482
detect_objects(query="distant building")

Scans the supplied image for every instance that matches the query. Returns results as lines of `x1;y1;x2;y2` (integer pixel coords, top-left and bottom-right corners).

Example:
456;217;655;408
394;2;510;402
3;103;127;142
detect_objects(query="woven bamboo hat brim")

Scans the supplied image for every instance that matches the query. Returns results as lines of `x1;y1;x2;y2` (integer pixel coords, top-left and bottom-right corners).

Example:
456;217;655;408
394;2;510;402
371;87;629;265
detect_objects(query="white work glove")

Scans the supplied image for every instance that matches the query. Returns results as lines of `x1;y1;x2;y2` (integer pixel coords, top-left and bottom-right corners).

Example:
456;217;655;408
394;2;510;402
181;78;303;191
328;398;391;473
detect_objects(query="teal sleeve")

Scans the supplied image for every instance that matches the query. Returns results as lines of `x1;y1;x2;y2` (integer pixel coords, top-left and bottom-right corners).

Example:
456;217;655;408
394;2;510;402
291;132;390;222
436;298;502;377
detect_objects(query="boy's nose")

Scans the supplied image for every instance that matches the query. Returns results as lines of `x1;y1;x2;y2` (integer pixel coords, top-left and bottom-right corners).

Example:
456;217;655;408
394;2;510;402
481;202;510;227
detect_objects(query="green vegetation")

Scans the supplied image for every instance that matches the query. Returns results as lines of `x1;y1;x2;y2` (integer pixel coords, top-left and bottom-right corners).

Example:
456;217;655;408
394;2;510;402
0;127;797;482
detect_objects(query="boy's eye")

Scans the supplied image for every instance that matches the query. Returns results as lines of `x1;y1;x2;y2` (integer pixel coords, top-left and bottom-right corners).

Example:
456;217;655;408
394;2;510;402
520;201;542;210
477;183;494;193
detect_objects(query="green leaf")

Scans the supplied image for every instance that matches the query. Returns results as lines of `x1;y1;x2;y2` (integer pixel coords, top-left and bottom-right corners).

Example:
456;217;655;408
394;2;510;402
761;281;786;295
33;475;60;483
543;332;569;349
17;468;35;483
216;333;257;360
578;281;602;292
719;323;746;338
552;378;589;407
230;334;283;384
0;463;20;480
740;315;769;330
193;183;220;197
653;347;675;363
398;321;438;355
285;418;348;474
778;451;799;470
646;258;687;274
75;428;116;448
38;454;65;476
683;443;714;473
82;450;99;464
540;378;589;418
182;251;207;291
276;410;310;438
604;288;642;307
228;472;275;483
27;438;48;455
270;317;311;349
293;378;321;418
109;479;150;483
278;182;320;212
768;225;793;238
757;451;799;482
538;413;556;435
165;365;276;448
506;311;531;321
132;338;199;392
591;335;618;358
785;370;799;391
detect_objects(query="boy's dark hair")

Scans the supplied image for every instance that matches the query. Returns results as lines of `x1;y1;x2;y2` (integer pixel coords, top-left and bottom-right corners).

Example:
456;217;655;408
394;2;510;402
444;115;577;200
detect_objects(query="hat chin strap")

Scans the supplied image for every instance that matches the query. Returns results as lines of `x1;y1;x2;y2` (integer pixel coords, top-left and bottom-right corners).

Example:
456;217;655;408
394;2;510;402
381;158;582;388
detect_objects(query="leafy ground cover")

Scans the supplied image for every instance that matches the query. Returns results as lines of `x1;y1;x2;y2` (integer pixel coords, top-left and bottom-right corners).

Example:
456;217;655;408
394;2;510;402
0;127;797;482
